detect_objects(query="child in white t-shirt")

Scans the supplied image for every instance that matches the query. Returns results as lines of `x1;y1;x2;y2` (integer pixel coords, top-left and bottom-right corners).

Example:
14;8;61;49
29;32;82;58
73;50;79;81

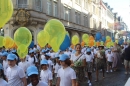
40;59;53;86
106;50;114;73
27;66;48;86
40;49;46;60
6;54;27;86
57;54;76;86
0;63;8;86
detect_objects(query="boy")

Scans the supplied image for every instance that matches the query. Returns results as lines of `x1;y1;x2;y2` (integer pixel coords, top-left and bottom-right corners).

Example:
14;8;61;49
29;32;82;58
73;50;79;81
6;54;27;86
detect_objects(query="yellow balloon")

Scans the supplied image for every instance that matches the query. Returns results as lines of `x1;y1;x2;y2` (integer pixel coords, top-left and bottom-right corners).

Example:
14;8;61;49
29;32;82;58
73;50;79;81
82;34;89;42
72;35;79;45
0;0;13;28
37;30;50;48
115;40;118;44
106;42;111;48
0;36;4;47
44;19;66;48
3;36;14;49
14;27;32;46
17;44;27;53
100;41;104;46
49;37;59;52
17;48;28;59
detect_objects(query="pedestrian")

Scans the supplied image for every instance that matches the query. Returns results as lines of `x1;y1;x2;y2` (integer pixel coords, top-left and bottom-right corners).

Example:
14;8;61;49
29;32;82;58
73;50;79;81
106;49;114;73
70;44;86;86
124;43;130;74
1;52;8;75
57;54;76;86
0;63;8;86
27;66;48;86
40;59;53;86
6;54;27;86
95;46;105;81
85;48;94;86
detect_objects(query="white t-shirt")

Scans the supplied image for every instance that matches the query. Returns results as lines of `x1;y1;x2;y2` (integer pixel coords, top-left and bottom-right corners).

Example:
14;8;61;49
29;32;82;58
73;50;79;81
50;52;56;59
27;56;38;66
57;67;76;86
18;61;30;72
64;51;71;57
47;59;54;71
3;60;8;75
6;65;25;86
40;69;53;84
28;81;48;86
70;53;85;62
41;54;45;60
85;54;94;62
53;63;61;73
106;53;114;62
0;78;8;86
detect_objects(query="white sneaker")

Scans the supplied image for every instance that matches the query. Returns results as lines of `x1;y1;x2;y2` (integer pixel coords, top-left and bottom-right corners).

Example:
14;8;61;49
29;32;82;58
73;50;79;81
106;71;109;73
110;70;113;72
88;80;90;83
89;83;92;86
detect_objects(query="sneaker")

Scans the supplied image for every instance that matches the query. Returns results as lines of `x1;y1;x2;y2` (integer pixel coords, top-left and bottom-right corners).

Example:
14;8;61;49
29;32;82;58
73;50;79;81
125;72;128;74
106;71;109;73
88;80;90;83
89;83;92;86
110;70;113;72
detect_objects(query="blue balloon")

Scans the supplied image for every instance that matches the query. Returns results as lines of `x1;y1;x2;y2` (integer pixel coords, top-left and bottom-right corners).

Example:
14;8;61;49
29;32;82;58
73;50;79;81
118;38;124;45
112;37;115;42
60;35;71;51
29;41;34;48
96;32;102;40
102;36;106;42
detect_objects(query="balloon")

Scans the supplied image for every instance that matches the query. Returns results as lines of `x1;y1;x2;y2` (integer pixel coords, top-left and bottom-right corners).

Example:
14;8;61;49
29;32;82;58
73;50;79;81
17;44;27;53
115;40;118;44
81;41;85;47
102;36;106;42
106;36;111;42
106;42;111;48
44;19;66;49
95;32;102;40
72;35;79;45
0;36;4;47
60;35;71;51
3;36;14;49
11;42;17;49
29;41;34;48
14;27;32;46
89;36;94;40
96;42;100;46
0;0;13;28
112;37;115;42
17;48;28;59
71;44;75;49
100;41;104;46
82;34;89;42
89;40;94;47
37;30;50;48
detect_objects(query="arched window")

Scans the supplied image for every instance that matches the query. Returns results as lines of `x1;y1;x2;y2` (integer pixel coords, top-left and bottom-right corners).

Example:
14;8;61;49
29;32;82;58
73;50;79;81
17;0;28;8
35;0;42;11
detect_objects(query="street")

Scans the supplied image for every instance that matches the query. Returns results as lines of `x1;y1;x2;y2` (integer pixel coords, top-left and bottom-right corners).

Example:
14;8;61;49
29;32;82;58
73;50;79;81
81;64;130;86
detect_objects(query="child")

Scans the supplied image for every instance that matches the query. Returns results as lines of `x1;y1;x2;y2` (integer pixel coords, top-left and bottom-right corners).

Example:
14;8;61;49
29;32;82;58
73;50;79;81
45;53;53;71
106;50;114;73
41;49;46;60
57;54;76;86
0;63;8;86
85;48;94;86
6;54;27;86
1;52;8;75
40;59;53;86
27;66;48;86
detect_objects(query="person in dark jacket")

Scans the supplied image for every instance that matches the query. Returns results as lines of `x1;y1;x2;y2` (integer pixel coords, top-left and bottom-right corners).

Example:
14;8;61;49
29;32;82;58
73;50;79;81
124;43;130;74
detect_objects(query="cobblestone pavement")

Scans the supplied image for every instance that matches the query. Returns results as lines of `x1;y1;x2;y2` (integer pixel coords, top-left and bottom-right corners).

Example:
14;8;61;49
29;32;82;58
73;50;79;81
81;64;130;86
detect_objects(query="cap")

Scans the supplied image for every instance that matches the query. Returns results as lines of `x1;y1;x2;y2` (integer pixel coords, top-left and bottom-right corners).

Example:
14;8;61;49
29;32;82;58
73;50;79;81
2;52;8;56
27;66;38;76
55;54;59;58
108;49;111;52
86;48;91;52
11;50;16;53
29;50;34;54
7;54;17;60
42;49;46;53
59;54;69;61
0;63;3;70
40;59;48;65
45;53;51;57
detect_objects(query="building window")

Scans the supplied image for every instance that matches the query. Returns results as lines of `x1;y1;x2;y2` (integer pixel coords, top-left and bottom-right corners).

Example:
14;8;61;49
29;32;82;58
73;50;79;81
64;7;71;21
84;0;88;10
93;18;96;28
35;0;42;11
53;2;58;17
75;12;80;24
75;0;80;5
93;5;95;14
47;0;52;15
84;16;88;27
17;0;28;8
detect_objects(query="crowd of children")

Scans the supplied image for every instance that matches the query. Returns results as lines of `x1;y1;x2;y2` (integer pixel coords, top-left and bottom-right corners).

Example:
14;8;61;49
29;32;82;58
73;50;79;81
0;42;128;86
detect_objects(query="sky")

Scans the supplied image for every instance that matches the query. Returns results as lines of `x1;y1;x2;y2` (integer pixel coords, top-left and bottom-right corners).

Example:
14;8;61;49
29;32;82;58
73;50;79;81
103;0;130;30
